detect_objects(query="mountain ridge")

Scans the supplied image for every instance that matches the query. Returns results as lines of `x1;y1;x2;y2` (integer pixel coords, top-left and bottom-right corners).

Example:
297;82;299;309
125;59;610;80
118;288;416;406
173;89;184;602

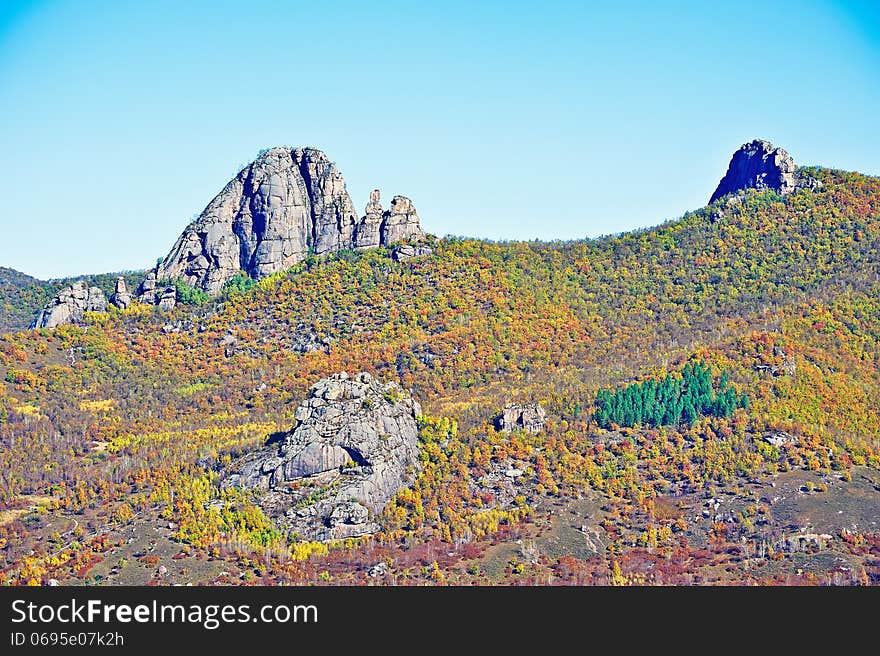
0;269;145;333
18;138;824;331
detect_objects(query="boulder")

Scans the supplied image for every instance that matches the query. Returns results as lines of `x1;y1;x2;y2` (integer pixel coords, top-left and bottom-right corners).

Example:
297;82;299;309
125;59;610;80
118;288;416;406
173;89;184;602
219;333;238;357
132;273;177;311
157;287;177;311
753;345;796;377
763;431;799;448
222;372;422;541
498;403;546;434
367;561;388;577
31;281;107;329
392;244;434;261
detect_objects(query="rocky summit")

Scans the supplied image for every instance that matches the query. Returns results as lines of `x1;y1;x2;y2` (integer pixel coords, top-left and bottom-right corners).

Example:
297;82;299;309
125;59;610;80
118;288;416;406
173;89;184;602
31;281;107;329
709;139;818;204
155;147;428;295
221;372;422;541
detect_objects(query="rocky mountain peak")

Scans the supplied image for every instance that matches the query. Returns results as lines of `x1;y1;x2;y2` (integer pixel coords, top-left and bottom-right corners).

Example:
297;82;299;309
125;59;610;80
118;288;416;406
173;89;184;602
710;139;805;204
153;147;429;296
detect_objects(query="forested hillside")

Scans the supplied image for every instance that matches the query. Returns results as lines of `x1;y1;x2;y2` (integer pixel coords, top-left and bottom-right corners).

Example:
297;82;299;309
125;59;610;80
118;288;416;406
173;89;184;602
1;166;880;585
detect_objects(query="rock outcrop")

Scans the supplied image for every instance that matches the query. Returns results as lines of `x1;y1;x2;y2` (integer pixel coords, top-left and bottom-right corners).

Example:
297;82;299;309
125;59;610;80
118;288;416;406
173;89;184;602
498;403;546;434
109;277;132;309
153;148;428;296
135;272;159;305
354;189;385;250
709;139;819;204
157;287;177;311
31;281;107;329
221;372;422;541
379;195;424;245
135;272;176;310
763;431;799;448
392;244;434;261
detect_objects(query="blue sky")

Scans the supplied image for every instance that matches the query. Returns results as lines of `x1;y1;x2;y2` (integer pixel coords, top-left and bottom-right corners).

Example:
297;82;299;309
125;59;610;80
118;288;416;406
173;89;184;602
1;0;878;279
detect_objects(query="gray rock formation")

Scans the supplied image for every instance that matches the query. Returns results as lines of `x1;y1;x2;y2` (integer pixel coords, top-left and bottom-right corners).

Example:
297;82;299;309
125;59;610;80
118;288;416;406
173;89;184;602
136;272;158;304
380;195;425;246
472;456;536;511
153;148;428;296
709;139;820;204
134;272;176;310
156;147;357;294
498;403;546;434
392;244;434;262
219;333;238;357
109;277;132;309
288;323;333;354
353;189;384;250
222;372;422;541
753;345;796;377
31;281;107;329
367;561;388;577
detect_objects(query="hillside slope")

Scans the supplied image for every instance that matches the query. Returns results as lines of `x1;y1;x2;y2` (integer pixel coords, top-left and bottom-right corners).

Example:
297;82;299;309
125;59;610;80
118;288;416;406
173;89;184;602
1;166;879;585
0;268;52;333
